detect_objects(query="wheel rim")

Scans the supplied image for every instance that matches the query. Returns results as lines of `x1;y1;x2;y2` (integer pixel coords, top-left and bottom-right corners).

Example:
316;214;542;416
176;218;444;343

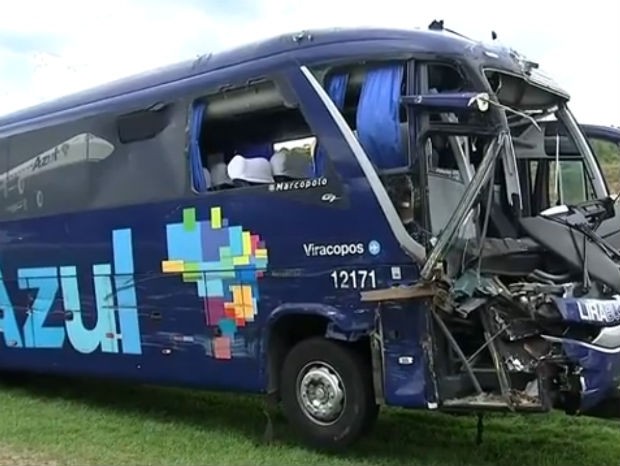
296;361;346;426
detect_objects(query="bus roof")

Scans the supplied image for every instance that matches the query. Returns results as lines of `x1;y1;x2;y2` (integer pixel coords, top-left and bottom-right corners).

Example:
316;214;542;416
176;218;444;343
0;26;530;134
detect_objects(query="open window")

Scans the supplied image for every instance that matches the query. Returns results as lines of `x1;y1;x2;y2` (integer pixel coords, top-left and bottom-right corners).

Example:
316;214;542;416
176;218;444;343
312;59;495;246
312;59;423;236
408;62;495;241
314;60;409;173
422;130;482;240
188;77;322;193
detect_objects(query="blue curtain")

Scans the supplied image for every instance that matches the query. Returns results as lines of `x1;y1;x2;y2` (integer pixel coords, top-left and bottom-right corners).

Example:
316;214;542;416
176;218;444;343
314;73;349;176
356;64;405;170
189;101;210;192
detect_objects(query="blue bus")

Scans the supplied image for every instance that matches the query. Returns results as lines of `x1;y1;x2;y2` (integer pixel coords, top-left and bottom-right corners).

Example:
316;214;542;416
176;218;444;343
0;21;620;451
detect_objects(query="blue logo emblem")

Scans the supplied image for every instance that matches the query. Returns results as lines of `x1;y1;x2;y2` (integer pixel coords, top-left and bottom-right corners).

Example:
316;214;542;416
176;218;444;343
368;240;381;256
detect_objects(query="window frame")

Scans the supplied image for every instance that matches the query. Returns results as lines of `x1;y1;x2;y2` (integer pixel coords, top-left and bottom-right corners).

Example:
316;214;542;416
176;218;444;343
185;73;330;197
413;59;481;236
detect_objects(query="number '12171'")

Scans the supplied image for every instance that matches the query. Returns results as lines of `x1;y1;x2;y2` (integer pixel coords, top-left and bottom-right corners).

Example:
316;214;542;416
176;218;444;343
330;269;376;289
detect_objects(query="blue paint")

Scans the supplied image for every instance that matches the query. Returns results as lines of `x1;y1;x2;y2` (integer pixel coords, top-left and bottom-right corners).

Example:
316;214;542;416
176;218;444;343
239;269;256;281
17;267;58;280
166;223;201;262
92;274;119;353
228;226;243;256
93;263;112;275
206;279;224;296
59;266;77;277
59;275;80;312
0;270;23;348
114;275;142;355
379;300;435;408
64;272;108;354
202;227;228;261
197;277;207;297
113;228;134;274
560;339;620;411
219;318;237;337
0;227;141;355
18;267;64;348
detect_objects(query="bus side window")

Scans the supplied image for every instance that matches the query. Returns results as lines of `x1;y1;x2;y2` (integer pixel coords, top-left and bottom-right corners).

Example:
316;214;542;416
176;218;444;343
310;60;409;175
314;60;417;229
189;79;320;194
88;102;186;209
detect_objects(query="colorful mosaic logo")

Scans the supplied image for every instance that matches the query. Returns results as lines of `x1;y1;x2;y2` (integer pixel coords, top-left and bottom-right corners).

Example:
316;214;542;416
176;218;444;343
161;206;269;359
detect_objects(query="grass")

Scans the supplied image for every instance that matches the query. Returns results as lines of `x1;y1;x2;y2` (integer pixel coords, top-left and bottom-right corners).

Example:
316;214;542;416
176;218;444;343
0;373;618;465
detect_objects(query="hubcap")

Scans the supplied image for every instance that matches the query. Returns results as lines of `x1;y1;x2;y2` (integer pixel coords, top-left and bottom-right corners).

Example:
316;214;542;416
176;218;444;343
296;361;345;425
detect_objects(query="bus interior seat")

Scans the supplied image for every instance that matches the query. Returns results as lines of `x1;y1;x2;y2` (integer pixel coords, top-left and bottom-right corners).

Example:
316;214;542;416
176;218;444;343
210;162;233;190
204;152;233;190
227;154;274;186
270;148;313;182
201;167;213;190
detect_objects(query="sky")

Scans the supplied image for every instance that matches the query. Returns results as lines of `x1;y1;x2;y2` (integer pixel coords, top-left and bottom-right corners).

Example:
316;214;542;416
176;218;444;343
0;0;618;126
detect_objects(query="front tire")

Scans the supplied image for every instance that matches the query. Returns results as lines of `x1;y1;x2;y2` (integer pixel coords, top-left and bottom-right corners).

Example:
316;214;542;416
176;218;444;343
280;337;378;451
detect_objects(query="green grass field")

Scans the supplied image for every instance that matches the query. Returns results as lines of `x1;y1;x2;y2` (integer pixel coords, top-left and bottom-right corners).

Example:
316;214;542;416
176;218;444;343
0;373;618;466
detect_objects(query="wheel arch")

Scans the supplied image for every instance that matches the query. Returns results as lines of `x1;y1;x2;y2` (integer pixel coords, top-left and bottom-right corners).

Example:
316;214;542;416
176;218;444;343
262;303;375;399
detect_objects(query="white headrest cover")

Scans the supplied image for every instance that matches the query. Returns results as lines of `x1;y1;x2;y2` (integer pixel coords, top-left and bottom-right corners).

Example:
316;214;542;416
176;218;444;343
227;154;274;184
270;148;313;179
210;162;232;186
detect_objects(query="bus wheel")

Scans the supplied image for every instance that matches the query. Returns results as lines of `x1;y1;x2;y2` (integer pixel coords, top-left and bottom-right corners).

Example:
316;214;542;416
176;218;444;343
280;337;377;451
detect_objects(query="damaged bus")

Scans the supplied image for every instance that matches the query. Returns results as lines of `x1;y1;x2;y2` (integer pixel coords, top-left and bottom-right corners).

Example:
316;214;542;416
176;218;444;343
0;21;620;451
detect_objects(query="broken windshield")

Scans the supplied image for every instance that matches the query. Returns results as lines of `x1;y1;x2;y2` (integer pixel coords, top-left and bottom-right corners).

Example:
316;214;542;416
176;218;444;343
485;68;607;203
420;66;608;279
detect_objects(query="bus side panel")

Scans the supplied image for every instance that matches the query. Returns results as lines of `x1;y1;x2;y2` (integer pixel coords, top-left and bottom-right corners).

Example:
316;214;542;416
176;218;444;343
0;174;437;402
379;299;437;408
0;215;154;380
0;198;268;392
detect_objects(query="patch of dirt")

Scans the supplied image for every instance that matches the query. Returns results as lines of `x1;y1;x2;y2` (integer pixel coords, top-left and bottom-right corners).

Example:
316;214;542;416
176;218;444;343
0;446;57;466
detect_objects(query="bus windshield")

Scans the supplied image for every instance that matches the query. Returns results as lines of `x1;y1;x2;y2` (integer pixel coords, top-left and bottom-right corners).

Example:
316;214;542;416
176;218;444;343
420;66;610;278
